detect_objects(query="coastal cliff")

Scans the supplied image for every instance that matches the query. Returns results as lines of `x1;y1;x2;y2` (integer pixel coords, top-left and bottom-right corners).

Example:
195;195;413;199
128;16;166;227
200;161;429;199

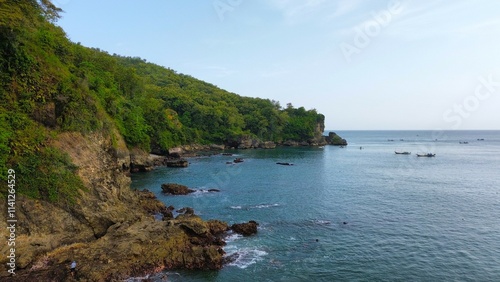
0;130;229;281
0;1;345;280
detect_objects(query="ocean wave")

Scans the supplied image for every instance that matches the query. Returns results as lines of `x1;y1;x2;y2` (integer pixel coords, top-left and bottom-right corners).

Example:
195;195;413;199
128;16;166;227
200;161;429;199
225;232;243;243
225;248;268;269
311;219;331;225
229;203;281;210
253;203;280;209
190;188;221;196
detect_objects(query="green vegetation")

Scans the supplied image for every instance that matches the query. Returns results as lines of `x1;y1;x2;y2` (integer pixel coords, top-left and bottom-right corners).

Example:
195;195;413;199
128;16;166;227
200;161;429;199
0;0;325;201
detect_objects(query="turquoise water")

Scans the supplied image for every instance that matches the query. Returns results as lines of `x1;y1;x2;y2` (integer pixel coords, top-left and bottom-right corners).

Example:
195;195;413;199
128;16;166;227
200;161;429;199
130;131;500;281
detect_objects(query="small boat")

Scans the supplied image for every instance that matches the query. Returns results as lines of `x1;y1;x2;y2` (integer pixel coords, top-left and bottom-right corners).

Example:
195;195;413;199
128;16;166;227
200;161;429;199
459;141;469;144
233;158;244;163
477;138;485;141
416;153;436;157
395;151;411;155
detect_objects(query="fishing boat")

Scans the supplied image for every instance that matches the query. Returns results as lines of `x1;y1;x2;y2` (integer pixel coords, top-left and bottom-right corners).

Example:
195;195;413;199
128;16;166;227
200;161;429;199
416;153;436;157
395;151;411;155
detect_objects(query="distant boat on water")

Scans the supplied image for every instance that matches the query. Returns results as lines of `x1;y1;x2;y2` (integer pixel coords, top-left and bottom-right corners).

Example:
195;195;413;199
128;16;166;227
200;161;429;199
395;151;411;155
416;153;436;157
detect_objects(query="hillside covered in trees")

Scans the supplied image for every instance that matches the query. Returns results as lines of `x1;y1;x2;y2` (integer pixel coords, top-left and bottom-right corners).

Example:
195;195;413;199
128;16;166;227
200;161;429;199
0;1;340;279
0;0;325;201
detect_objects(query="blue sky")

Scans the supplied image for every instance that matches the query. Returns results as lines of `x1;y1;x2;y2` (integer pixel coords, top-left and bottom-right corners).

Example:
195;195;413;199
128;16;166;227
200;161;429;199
56;0;500;130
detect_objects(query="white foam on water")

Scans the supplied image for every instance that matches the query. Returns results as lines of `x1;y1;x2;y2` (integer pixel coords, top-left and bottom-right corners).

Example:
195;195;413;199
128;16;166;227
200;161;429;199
252;203;280;209
225;232;243;243
225;248;268;269
312;219;331;225
230;205;243;209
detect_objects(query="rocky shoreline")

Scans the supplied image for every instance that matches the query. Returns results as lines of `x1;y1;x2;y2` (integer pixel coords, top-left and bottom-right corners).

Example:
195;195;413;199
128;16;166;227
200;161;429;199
1;130;345;281
130;132;348;172
0;132;257;281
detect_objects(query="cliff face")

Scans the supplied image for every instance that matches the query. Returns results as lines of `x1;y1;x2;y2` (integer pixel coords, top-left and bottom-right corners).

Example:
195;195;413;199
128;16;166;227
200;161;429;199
325;132;348;146
0;130;227;281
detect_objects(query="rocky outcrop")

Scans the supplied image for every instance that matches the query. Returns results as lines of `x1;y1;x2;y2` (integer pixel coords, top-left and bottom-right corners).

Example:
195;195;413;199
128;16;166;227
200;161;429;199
169;144;226;157
0;131;228;281
226;136;276;149
168;147;184;158
166;158;189;167
260;141;277;149
231;221;259;236
130;148;168;172
325;132;348;146
161;183;195;195
138;189;174;219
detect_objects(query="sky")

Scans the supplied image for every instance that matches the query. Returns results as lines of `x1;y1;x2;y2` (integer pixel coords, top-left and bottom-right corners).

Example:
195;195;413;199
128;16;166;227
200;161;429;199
55;0;500;130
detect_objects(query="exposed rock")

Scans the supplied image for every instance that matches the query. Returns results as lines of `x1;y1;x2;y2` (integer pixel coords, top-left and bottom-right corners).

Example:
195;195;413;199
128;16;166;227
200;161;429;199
138;189;173;219
176;214;209;236
166;158;189;167
231;221;259;236
276;162;293;166
207;189;221;192
226;136;261;149
1;132;228;281
129;150;167;172
325;132;348;146
176;207;195;215
259;141;276;149
168;147;184;158
176;144;226;157
282;140;299;146
161;183;195;195
209;144;225;151
207;220;230;236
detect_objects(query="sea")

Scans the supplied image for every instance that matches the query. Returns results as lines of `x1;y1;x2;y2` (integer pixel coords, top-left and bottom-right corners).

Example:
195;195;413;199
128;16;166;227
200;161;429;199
130;130;500;281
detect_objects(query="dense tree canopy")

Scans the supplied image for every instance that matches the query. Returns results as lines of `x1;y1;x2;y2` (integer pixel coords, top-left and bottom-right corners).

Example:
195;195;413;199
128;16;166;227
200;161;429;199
0;0;326;201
